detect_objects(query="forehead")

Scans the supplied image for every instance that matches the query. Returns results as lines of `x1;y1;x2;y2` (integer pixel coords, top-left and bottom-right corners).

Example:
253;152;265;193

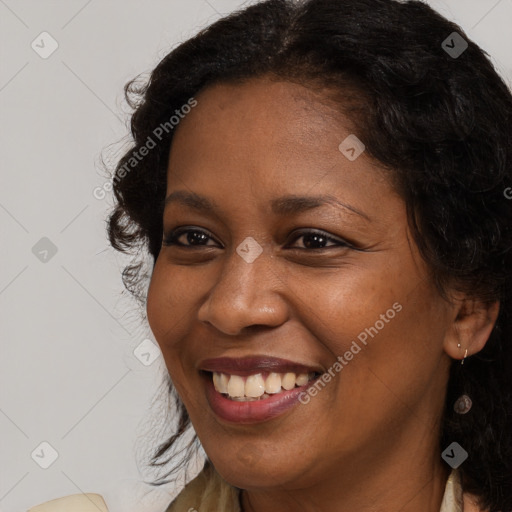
167;77;369;177
176;76;352;144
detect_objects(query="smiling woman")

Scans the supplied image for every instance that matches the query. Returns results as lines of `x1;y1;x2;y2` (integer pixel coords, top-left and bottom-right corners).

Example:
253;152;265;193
114;0;512;511
29;0;512;511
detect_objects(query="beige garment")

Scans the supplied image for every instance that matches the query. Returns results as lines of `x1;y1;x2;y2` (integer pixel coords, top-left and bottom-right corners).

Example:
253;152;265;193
28;465;484;512
28;493;108;512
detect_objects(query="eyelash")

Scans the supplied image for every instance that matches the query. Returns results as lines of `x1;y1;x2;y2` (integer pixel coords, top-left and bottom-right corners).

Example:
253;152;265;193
162;227;352;250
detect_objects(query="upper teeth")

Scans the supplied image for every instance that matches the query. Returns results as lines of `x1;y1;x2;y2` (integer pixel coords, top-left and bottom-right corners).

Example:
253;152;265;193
213;371;313;399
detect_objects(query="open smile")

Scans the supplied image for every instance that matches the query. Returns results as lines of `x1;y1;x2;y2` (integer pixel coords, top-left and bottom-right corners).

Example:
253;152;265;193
199;356;323;423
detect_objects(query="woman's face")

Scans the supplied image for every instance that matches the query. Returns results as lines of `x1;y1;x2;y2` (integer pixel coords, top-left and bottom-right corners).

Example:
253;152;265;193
146;76;455;492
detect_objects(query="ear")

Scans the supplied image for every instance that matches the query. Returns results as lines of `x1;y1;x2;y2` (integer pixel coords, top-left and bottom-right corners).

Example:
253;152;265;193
443;298;500;361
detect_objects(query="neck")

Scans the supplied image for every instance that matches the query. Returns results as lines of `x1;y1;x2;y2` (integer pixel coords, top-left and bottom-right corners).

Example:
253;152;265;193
240;432;450;512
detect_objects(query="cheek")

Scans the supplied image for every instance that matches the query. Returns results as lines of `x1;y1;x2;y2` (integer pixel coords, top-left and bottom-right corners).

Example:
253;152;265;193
146;257;197;341
146;258;218;401
276;265;399;356
146;261;193;385
334;282;448;424
301;258;443;357
146;267;193;400
286;263;446;401
146;264;169;342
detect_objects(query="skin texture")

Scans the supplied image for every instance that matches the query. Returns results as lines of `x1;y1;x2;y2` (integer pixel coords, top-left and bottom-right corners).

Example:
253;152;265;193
146;76;499;512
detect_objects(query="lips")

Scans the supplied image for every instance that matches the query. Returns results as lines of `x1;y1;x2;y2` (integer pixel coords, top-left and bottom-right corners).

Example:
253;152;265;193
198;356;323;376
198;356;323;424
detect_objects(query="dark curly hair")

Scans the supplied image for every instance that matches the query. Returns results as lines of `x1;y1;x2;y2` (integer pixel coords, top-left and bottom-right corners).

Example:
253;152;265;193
106;0;512;509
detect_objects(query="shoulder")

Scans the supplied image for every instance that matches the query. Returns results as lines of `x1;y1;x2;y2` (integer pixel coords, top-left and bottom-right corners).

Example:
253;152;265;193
28;493;108;512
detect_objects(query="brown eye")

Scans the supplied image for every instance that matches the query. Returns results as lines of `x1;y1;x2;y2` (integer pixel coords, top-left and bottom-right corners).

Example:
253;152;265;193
288;230;350;250
162;227;220;247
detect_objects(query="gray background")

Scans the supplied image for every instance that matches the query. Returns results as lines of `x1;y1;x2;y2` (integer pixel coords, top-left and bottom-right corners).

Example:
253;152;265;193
1;1;511;511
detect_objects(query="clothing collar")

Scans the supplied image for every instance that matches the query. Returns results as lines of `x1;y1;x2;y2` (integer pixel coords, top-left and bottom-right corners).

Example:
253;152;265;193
440;469;464;512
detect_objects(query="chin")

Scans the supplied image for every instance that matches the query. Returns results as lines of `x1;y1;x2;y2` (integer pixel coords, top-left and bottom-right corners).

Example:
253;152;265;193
209;449;310;491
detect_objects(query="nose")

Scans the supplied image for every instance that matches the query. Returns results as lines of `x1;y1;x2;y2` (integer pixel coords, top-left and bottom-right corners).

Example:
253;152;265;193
197;247;289;336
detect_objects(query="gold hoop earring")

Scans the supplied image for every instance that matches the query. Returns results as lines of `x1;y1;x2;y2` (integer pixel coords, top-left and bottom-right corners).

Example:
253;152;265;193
461;348;468;365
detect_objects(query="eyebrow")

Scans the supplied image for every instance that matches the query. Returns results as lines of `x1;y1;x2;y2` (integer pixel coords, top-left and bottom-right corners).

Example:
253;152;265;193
164;190;370;221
